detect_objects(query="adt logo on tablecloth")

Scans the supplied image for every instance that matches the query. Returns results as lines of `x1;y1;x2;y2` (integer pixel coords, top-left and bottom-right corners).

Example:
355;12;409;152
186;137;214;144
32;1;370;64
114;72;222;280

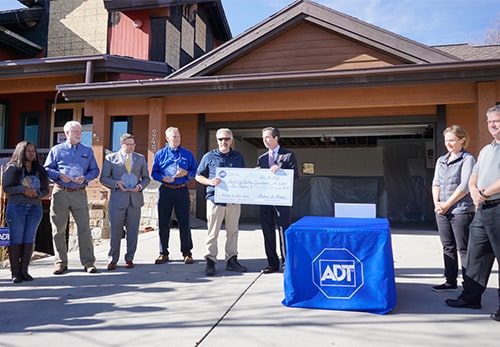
312;248;364;299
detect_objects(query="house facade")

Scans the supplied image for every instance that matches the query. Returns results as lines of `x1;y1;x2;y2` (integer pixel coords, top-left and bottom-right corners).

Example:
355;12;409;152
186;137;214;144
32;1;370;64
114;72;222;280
57;0;500;225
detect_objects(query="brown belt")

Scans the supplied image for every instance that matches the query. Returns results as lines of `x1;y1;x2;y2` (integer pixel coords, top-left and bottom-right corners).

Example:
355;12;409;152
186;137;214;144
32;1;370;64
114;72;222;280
55;184;86;192
162;183;188;189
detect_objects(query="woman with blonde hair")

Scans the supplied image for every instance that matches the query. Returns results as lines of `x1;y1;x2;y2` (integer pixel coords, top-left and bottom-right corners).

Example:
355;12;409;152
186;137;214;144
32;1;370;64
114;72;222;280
431;125;476;291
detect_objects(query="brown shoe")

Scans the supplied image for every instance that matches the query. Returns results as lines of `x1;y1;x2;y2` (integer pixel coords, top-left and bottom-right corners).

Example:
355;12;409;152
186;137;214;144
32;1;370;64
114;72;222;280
154;254;168;264
53;265;68;275
107;263;117;271
184;256;194;264
125;261;134;269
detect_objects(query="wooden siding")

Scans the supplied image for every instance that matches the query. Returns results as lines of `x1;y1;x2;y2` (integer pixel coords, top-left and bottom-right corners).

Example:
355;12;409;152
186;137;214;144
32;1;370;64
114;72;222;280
160;83;478;115
204;105;438;123
166;114;199;158
216;22;407;75
131;115;149;156
108;10;151;60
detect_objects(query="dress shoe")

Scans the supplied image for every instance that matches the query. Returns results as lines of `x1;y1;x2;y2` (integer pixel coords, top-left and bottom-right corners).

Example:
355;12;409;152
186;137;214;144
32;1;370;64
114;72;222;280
262;266;279;274
53;265;68;275
184;256;194;264
205;258;216;276
491;309;500;322
445;298;481;309
226;256;247;272
154;254;169;264
125;261;134;269
84;265;97;273
107;262;117;270
11;274;23;283
432;282;457;292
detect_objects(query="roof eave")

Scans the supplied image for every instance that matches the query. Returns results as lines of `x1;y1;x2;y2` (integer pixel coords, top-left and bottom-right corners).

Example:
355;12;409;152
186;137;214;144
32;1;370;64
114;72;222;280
0;55;169;79
57;60;500;101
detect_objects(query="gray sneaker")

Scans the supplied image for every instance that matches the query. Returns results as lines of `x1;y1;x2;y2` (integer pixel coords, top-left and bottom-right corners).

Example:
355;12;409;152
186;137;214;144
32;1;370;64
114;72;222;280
226;256;247;272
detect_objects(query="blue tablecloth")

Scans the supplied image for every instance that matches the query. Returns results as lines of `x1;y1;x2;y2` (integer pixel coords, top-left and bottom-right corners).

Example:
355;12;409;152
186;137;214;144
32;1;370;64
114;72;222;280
282;216;396;314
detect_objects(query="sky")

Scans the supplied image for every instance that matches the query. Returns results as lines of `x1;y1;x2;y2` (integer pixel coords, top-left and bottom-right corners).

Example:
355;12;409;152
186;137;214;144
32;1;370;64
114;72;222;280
0;0;498;46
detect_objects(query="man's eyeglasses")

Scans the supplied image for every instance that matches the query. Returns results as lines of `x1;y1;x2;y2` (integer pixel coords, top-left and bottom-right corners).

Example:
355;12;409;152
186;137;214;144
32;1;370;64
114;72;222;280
217;137;232;141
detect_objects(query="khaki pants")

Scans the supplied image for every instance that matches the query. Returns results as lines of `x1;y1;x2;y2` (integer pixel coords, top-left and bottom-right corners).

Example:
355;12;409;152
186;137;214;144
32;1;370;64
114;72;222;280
50;187;95;267
205;200;241;262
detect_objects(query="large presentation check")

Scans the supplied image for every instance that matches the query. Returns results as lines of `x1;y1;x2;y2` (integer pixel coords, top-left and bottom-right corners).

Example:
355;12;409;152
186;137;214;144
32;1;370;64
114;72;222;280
214;167;294;206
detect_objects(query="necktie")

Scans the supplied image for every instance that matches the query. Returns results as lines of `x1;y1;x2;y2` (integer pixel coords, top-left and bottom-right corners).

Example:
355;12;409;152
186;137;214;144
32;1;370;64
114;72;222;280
269;151;274;167
125;153;132;173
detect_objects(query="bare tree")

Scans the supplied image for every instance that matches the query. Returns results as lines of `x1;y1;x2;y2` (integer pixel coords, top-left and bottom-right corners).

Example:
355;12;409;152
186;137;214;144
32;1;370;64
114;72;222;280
478;13;500;45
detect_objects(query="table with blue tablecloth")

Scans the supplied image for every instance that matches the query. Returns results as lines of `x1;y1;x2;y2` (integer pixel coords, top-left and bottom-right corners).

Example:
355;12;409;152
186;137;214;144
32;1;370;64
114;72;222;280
282;216;396;314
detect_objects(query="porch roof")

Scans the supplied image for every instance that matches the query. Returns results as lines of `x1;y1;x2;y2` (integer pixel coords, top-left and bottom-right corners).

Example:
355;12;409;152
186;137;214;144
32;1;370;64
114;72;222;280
0;54;169;80
57;58;500;100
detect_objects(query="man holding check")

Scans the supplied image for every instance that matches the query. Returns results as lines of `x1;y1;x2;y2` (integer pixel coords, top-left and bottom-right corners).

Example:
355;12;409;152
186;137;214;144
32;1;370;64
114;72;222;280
196;128;247;276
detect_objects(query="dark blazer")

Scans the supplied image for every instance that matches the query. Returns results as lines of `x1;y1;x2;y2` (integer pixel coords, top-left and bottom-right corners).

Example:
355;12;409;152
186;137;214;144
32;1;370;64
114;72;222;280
100;151;150;209
257;147;299;180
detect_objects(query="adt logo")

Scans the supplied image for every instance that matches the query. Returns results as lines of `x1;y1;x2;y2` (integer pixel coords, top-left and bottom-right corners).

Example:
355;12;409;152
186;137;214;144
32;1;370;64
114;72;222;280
312;248;364;299
0;227;9;247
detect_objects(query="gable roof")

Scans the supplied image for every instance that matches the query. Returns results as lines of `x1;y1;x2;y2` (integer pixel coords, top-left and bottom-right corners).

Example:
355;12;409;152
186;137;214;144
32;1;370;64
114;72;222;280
169;0;459;79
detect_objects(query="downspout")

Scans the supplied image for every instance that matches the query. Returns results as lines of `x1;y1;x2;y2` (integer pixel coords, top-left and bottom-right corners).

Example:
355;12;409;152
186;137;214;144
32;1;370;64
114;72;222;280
85;60;94;83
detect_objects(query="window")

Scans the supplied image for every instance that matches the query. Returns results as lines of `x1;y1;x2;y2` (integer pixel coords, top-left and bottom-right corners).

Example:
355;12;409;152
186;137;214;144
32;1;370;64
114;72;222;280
110;116;132;151
21;112;41;145
50;103;92;146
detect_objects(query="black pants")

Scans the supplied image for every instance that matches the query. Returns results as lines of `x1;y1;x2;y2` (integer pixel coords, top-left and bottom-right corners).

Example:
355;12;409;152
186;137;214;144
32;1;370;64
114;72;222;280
459;203;500;304
260;205;291;269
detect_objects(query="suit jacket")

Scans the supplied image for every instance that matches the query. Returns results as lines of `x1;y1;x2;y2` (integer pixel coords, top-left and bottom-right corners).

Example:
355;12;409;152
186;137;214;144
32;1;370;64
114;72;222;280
100;151;150;209
258;147;299;181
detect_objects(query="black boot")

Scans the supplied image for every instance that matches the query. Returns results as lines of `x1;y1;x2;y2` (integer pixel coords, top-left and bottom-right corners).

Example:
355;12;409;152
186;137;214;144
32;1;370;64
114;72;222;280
8;244;22;283
205;258;216;276
21;244;34;281
226;255;247;272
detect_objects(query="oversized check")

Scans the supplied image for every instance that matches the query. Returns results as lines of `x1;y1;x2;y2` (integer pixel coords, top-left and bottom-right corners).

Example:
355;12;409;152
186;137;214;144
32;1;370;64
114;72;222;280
214;167;294;206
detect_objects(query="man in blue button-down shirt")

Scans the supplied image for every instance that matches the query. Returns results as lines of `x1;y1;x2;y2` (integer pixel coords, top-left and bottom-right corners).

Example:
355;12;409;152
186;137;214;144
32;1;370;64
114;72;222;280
151;127;197;265
44;121;100;275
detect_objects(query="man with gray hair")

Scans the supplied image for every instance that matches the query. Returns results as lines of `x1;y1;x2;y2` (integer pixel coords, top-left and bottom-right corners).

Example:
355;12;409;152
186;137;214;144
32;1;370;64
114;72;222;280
44;120;100;275
151;127;198;265
196;128;247;276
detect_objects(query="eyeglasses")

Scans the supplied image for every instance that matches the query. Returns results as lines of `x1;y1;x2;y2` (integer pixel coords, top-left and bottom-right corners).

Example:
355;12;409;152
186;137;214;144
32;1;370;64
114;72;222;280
124;143;136;146
217;137;232;141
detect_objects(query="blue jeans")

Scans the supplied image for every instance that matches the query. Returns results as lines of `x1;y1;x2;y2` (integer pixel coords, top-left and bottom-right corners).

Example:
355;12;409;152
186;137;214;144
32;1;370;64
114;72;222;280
6;203;43;245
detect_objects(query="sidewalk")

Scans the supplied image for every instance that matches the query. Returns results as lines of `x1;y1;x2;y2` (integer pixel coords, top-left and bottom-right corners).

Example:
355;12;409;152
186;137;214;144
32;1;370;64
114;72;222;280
0;224;499;347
